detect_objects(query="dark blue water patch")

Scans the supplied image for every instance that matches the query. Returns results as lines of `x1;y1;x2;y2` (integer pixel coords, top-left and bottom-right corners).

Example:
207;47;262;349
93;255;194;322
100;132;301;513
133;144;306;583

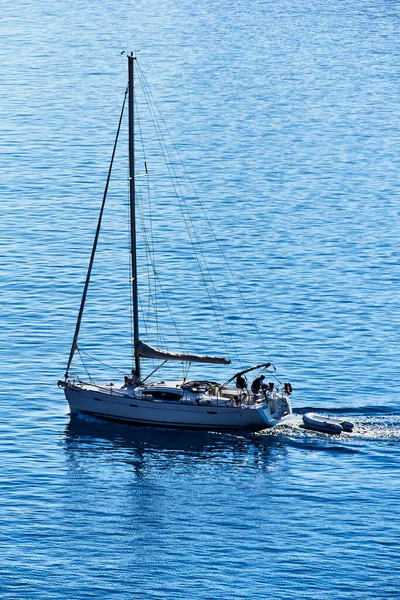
282;437;360;454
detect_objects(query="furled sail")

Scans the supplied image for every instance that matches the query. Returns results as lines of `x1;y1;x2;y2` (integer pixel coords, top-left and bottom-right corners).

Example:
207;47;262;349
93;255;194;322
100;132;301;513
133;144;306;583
136;340;231;365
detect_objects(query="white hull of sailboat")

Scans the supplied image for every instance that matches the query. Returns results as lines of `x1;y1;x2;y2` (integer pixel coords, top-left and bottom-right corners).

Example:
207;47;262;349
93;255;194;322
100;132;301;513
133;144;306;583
61;382;293;430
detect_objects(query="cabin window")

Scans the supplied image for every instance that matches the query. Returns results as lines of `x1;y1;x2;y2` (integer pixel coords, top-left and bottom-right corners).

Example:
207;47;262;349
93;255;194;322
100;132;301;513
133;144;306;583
145;391;183;401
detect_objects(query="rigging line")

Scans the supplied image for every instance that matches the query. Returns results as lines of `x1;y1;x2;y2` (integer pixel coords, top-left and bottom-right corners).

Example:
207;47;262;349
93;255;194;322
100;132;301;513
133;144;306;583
136;209;185;352
77;348;94;383
134;94;187;353
138;69;272;363
135;67;270;365
135;66;238;361
78;348;129;375
140;359;168;384
136;67;246;363
133;199;161;347
134;211;174;352
134;69;228;346
125;161;135;368
135;196;188;353
65;86;129;378
135;177;184;351
136;66;237;362
134;241;169;351
136;200;154;340
134;187;152;338
135;103;163;349
137;292;151;340
136;210;187;352
183;361;191;381
135;96;186;353
150;267;187;350
134;96;156;263
138;220;185;349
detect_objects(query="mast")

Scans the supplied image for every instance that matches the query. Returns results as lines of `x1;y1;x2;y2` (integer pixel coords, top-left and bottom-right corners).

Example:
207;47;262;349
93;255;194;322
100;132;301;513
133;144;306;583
128;53;141;379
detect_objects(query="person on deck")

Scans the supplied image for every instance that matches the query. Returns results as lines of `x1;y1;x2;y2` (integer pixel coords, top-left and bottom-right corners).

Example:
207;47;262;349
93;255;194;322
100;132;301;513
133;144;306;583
130;369;137;387
235;374;248;391
251;374;265;396
124;369;138;388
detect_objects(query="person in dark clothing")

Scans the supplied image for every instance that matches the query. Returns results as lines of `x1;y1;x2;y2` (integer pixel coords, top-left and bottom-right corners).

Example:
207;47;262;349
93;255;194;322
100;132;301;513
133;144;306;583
124;369;138;388
130;369;137;387
251;374;265;396
235;374;248;391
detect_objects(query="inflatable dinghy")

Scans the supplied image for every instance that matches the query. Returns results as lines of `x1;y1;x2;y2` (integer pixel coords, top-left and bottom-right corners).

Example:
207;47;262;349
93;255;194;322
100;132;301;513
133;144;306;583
303;413;355;435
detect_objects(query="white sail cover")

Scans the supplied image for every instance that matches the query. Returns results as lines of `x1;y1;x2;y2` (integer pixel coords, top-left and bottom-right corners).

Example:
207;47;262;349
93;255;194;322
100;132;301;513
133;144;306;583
136;340;230;365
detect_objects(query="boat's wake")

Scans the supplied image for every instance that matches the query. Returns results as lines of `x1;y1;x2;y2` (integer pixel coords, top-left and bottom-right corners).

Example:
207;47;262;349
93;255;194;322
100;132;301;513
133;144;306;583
269;412;400;442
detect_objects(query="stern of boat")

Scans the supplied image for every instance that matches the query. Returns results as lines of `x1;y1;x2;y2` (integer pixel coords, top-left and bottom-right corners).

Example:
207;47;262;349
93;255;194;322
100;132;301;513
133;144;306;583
257;393;293;427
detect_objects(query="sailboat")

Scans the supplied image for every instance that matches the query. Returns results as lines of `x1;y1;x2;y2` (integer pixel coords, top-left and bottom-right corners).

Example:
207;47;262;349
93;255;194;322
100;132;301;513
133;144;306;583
58;54;293;430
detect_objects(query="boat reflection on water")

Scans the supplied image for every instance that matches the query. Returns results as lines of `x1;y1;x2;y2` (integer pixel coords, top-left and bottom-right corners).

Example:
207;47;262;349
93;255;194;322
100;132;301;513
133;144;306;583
63;413;289;478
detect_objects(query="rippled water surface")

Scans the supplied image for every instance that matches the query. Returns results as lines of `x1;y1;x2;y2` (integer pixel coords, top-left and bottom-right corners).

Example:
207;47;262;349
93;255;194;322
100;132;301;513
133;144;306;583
1;0;400;598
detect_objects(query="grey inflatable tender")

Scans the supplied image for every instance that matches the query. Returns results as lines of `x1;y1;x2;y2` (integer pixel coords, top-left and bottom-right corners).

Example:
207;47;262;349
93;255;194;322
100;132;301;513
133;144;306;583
303;412;354;435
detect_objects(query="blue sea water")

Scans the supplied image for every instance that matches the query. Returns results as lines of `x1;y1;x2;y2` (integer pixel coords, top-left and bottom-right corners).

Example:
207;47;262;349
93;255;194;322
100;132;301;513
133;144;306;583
1;0;400;598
